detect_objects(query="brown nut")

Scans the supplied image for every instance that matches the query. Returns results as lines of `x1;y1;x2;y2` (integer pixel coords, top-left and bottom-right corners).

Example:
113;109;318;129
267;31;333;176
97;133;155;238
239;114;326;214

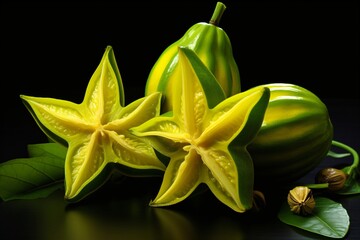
316;167;347;191
287;186;315;216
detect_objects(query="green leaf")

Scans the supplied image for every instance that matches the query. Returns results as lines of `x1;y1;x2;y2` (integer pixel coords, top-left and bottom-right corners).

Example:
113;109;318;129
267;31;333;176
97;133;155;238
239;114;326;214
278;197;350;239
0;143;66;201
336;178;360;195
336;166;360;195
27;142;67;158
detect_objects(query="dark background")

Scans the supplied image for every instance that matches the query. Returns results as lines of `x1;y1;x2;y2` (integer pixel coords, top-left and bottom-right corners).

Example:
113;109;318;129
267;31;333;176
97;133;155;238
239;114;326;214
1;0;358;162
0;1;359;240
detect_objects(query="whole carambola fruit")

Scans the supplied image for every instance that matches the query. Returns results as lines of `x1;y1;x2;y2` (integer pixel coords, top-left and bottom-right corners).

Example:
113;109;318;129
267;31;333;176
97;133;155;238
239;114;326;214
245;83;334;184
145;2;241;112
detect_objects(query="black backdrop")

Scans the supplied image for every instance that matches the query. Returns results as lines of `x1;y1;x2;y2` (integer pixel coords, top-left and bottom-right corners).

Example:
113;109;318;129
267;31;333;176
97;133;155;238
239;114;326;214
1;0;358;162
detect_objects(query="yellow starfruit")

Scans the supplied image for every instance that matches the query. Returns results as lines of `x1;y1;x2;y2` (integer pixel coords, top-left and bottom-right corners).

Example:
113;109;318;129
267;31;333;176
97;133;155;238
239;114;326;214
20;46;166;202
131;47;270;213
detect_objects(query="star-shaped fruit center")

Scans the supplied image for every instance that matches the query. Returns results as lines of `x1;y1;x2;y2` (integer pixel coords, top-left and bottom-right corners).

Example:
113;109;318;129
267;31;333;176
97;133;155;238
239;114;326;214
21;46;165;201
131;47;269;212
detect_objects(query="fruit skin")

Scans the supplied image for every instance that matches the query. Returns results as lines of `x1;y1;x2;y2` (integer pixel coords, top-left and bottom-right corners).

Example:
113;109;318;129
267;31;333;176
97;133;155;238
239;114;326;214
145;2;240;112
245;83;334;184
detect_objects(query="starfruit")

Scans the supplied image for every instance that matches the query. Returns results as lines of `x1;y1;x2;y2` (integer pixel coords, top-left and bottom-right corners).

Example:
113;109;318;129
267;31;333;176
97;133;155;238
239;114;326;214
20;46;166;202
145;2;241;112
131;47;270;213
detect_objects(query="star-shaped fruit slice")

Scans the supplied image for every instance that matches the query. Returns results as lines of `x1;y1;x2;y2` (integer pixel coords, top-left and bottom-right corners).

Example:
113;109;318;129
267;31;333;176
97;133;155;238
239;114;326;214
131;47;270;212
21;46;166;202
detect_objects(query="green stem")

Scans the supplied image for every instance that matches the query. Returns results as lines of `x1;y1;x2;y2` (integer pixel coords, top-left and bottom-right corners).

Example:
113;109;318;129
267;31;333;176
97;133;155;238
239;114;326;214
306;183;329;189
209;2;226;26
331;140;359;175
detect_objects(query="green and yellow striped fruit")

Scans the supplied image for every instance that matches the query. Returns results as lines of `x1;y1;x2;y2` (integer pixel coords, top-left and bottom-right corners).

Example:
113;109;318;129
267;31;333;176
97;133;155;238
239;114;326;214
145;2;240;112
245;83;334;184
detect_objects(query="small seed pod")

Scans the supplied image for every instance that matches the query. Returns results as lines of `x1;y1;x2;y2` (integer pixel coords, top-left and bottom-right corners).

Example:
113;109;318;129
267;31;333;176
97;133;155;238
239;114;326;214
252;190;266;212
316;167;347;191
287;186;315;216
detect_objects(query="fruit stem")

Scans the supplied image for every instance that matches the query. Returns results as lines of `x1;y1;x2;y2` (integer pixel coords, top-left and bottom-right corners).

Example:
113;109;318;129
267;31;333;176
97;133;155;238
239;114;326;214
209;2;226;26
331;140;359;175
306;183;329;189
